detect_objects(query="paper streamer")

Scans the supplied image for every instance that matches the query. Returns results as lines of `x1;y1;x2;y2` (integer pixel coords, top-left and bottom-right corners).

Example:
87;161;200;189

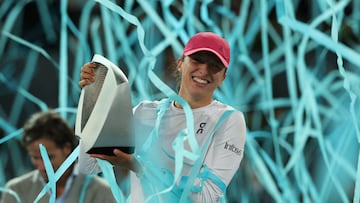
0;0;359;202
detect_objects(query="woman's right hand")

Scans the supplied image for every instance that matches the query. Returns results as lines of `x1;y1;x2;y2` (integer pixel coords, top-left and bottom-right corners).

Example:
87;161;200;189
79;62;97;88
89;149;141;174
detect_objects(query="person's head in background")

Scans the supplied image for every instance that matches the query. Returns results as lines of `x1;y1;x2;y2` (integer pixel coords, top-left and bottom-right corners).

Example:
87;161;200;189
21;110;78;182
176;32;230;108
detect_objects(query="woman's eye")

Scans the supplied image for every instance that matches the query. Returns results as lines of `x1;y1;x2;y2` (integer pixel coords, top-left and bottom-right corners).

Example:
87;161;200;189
210;66;222;73
192;57;204;64
190;58;199;63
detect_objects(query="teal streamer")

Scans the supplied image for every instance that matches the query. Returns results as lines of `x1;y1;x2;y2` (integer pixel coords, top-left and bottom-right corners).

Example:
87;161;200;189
200;0;221;34
246;134;283;202
9;51;39;124
0;0;29;57
136;99;197;202
1;31;58;67
161;0;187;44
355;154;360;203
33;146;79;202
1;1;360;203
90;17;103;54
282;14;298;124
277;10;360;68
0;72;48;111
278;2;357;203
0;128;21;145
79;175;94;203
100;6;117;61
137;0;183;54
37;144;56;203
147;70;198;152
71;0;96;83
328;2;358;202
184;0;196;35
179;110;235;202
0;0;14;19
58;0;69;118
35;0;56;42
94;3;200;189
260;4;293;202
96;159;125;203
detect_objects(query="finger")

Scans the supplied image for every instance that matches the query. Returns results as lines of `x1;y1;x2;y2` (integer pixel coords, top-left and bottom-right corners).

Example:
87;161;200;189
83;62;97;72
80;71;95;82
113;149;132;166
89;153;115;163
78;78;93;88
79;80;85;88
79;63;96;88
89;153;105;158
113;149;128;157
80;63;96;78
78;79;89;88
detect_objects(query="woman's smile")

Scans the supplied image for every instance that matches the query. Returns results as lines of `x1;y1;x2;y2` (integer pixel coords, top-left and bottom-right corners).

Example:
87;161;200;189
192;76;210;85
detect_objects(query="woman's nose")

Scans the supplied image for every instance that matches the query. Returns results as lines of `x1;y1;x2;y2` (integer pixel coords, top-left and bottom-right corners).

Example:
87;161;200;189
198;63;209;74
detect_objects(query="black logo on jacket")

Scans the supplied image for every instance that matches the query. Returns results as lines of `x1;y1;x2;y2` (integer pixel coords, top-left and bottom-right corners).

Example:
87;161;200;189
224;142;242;156
196;122;206;134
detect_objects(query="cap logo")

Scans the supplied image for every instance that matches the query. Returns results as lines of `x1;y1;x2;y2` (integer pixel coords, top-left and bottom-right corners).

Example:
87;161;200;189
219;46;224;53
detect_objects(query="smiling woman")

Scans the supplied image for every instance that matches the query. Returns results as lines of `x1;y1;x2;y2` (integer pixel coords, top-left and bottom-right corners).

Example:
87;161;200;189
175;32;229;109
177;51;227;108
78;32;247;202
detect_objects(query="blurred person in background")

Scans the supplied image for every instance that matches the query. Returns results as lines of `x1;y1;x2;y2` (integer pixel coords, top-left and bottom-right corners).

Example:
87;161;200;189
0;110;116;203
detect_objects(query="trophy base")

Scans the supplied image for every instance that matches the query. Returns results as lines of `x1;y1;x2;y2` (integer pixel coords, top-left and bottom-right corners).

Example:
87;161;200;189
87;146;135;155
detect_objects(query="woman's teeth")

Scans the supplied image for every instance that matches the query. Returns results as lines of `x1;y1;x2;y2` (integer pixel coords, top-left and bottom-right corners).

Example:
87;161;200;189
193;77;208;84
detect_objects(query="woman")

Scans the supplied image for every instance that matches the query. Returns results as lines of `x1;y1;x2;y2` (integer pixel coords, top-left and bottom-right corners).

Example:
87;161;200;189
78;32;246;202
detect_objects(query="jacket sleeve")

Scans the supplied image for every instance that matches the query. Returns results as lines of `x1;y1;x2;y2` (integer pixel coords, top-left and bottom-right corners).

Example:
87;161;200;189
78;139;102;174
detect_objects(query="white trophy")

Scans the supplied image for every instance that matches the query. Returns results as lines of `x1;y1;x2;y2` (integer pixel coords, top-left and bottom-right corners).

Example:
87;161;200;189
75;54;134;155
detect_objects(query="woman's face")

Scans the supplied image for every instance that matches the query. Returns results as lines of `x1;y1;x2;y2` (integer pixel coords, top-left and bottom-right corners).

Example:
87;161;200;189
177;51;226;103
27;138;71;181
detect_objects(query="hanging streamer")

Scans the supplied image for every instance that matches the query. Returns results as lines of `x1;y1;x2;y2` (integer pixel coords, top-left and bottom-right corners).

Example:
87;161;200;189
0;0;359;202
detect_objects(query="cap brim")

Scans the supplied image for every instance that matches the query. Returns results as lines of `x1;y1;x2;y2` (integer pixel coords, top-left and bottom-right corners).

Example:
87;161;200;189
183;48;229;68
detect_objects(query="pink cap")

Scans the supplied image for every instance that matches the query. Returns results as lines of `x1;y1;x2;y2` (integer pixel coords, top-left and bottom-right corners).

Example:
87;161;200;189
183;32;230;68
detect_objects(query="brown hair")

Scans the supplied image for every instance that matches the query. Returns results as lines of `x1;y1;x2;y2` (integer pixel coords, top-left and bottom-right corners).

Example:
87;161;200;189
22;110;77;150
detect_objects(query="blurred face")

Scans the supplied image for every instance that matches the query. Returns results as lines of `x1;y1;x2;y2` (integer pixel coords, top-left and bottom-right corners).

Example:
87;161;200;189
178;52;226;104
26;138;71;182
